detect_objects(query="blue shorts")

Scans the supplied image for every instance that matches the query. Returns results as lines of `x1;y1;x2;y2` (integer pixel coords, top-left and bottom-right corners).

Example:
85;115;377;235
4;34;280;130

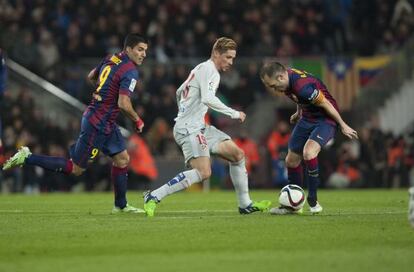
288;119;337;154
70;118;126;168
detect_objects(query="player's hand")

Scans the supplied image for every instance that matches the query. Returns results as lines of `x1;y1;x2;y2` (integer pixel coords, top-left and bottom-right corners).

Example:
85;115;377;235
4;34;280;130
341;124;358;140
290;112;300;124
238;111;246;123
135;117;144;133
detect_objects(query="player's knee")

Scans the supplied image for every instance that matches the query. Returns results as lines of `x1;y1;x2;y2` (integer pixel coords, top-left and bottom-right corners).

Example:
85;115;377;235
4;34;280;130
285;154;301;168
197;167;211;180
113;153;130;168
234;148;245;162
227;147;244;163
303;149;318;161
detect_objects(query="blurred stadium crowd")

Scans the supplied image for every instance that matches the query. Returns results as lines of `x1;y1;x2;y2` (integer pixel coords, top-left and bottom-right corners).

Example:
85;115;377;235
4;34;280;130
1;0;414;192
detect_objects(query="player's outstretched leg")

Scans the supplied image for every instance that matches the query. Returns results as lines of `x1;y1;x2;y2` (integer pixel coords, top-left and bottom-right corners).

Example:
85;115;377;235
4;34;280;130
3;146;74;175
143;169;202;217
2;146;32;170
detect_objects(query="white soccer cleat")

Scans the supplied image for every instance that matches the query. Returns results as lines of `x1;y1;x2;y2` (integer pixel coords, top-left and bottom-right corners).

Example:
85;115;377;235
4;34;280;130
409;187;414;228
270;206;303;215
309;202;323;214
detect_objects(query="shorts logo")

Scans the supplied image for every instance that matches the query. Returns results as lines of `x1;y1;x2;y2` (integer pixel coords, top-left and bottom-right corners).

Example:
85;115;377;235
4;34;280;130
196;134;208;150
309;89;319;101
129;78;137;92
316;134;324;140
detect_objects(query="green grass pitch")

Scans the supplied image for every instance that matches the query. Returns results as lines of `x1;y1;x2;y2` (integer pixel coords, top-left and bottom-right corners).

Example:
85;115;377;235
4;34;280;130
0;189;413;272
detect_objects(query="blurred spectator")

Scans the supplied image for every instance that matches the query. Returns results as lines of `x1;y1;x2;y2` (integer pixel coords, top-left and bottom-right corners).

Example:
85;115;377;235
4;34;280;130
37;30;60;81
267;120;290;186
334;141;362;187
127;134;158;190
234;129;260;175
2;0;413;67
10;31;39;72
386;136;410;188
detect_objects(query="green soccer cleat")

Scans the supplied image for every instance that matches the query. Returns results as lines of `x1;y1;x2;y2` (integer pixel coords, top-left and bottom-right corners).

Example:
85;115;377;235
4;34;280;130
111;204;144;214
2;146;32;171
239;200;272;214
143;191;159;217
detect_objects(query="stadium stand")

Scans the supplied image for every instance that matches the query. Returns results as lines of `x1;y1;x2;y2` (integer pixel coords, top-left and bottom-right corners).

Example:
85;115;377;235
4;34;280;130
1;0;414;192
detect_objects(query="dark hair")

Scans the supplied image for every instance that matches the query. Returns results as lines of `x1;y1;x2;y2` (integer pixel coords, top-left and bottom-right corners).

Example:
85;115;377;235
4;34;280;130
260;61;287;79
123;33;148;50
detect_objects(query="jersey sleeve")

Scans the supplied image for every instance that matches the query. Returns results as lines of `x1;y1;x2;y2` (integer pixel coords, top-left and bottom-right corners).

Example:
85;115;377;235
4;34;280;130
119;68;138;97
198;65;240;119
297;84;325;105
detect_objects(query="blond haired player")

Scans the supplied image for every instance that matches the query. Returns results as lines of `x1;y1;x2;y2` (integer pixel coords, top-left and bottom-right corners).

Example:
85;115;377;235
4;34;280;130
143;37;271;216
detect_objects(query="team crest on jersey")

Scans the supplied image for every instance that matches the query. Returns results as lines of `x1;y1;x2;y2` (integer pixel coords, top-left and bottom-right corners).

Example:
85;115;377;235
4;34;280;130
129;79;137;92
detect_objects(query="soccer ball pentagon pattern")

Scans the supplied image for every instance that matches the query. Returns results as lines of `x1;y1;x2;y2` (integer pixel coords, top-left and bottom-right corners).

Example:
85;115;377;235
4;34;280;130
279;184;306;211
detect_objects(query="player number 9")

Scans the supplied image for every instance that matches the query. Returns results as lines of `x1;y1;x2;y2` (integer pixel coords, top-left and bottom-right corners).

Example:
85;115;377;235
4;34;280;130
96;66;111;92
90;148;99;159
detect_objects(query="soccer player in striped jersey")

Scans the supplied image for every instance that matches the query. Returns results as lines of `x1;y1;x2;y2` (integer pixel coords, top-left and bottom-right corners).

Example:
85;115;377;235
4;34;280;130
3;33;148;213
143;37;271;217
260;61;358;214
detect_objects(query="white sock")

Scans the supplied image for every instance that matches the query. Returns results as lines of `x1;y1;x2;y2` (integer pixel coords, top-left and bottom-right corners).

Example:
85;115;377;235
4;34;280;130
229;158;252;208
151;169;202;201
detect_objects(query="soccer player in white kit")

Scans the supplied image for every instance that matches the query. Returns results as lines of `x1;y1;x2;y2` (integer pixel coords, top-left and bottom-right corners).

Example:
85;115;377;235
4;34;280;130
143;37;271;216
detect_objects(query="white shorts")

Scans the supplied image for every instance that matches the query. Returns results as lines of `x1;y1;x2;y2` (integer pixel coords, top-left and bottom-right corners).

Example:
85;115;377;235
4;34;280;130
173;125;231;165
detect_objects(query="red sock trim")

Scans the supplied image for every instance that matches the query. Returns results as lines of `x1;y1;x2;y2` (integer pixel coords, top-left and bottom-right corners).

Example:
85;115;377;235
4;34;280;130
304;158;318;169
288;165;302;173
111;165;128;176
63;160;73;175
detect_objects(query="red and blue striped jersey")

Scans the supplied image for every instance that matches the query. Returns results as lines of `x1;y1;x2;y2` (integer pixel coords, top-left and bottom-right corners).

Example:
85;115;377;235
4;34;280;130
286;68;339;125
84;52;138;134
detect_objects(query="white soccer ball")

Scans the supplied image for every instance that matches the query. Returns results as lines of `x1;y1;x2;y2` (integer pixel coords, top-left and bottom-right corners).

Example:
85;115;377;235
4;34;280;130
279;184;306;211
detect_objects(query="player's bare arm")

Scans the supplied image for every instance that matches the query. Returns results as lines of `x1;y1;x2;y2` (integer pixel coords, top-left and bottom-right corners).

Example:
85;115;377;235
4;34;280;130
315;96;358;140
118;94;144;133
290;105;301;124
87;68;98;85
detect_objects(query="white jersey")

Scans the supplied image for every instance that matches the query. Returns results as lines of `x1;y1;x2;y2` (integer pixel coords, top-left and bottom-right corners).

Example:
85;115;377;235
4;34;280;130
174;59;240;134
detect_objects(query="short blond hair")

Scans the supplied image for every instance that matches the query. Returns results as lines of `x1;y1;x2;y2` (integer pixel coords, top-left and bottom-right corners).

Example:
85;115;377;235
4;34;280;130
212;37;237;54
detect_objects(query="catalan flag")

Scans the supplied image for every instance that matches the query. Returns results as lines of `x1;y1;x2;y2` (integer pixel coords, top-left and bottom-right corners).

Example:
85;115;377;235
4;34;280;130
323;58;359;111
356;55;391;86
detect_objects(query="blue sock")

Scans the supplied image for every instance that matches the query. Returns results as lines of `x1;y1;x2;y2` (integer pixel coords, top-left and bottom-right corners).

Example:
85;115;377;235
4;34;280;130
26;154;73;174
111;166;128;208
287;164;303;186
304;158;319;206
